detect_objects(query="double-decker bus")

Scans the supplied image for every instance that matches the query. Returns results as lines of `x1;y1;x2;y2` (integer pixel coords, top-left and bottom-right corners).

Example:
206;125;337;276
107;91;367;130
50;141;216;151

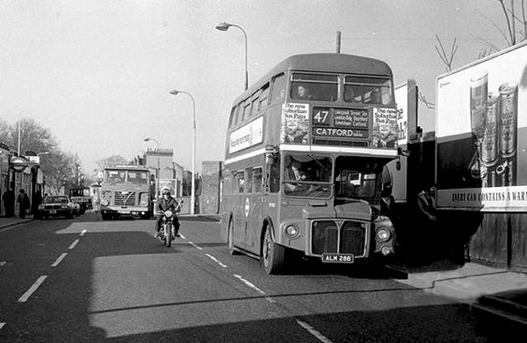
99;165;152;220
220;53;400;274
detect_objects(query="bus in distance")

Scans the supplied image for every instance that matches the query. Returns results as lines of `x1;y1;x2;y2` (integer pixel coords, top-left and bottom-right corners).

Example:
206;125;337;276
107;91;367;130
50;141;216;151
220;53;399;274
99;165;152;220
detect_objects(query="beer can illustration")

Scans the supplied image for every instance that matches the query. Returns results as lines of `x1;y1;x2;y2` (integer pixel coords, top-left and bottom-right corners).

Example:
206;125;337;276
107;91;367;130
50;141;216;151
481;93;499;166
482;164;499;188
498;82;518;157
496;158;516;187
470;71;488;140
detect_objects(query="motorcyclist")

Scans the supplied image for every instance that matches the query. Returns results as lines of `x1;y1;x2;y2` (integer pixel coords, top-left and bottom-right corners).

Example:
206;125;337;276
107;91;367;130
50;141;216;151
155;187;181;238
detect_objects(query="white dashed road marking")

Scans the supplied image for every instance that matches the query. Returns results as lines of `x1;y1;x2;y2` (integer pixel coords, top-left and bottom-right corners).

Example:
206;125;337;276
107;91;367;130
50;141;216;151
18;275;48;303
205;253;227;268
188;241;203;250
68;239;79;250
0;322;5;330
80;229;87;236
296;320;334;343
0;261;6;267
51;253;68;267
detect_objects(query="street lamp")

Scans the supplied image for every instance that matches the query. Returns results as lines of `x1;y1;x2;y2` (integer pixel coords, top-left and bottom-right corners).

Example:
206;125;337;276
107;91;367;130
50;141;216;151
215;22;249;90
144;137;160;197
37;152;50;195
169;90;196;215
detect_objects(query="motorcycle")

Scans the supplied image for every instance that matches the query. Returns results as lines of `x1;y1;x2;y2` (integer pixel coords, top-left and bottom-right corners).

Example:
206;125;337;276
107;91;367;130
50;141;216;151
157;200;183;247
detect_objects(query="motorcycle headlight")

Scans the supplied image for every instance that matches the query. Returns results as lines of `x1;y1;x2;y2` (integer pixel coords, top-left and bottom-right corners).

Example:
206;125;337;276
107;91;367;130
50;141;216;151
165;210;173;218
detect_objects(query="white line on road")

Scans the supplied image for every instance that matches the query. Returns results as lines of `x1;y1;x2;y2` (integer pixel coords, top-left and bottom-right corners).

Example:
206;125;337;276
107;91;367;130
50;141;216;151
0;322;6;330
18;275;48;303
80;229;87;236
188;241;203;250
179;233;186;239
205;253;227;268
51;253;68;267
68;239;80;250
296;320;334;343
233;274;275;303
0;261;6;267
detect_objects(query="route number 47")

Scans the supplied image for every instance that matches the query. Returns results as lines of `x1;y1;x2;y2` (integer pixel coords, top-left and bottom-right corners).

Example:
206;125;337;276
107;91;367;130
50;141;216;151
313;110;330;125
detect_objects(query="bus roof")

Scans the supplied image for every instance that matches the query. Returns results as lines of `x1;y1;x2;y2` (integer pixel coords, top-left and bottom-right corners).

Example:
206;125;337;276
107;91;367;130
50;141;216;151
234;53;393;104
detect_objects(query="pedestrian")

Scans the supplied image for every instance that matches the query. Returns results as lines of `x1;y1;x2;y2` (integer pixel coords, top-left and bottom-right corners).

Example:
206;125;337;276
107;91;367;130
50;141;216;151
2;188;15;218
32;190;42;215
17;189;30;219
416;182;439;261
417;182;437;225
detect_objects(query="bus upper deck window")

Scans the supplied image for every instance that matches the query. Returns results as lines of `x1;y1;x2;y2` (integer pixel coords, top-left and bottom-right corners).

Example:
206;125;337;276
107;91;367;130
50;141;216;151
291;73;338;102
344;76;393;105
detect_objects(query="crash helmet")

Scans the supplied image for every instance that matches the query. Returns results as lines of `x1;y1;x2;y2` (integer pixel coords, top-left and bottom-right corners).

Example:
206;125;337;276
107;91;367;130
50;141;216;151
161;187;171;195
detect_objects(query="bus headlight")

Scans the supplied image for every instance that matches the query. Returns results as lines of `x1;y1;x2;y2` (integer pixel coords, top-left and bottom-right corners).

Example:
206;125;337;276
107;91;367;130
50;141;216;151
376;227;391;242
285;225;299;238
101;200;110;206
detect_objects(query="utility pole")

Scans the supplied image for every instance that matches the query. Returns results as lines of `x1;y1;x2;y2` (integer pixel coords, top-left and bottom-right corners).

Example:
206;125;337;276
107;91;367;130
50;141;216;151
336;31;341;54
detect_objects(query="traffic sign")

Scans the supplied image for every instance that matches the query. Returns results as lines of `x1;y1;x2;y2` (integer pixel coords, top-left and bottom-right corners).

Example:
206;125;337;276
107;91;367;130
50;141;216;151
10;156;28;172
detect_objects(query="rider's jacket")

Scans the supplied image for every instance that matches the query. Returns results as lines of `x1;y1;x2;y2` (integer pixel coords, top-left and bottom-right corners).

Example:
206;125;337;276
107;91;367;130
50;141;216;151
155;196;179;213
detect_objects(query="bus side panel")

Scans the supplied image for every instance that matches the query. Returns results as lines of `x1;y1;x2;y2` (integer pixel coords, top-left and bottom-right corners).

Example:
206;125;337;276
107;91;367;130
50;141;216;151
259;194;280;254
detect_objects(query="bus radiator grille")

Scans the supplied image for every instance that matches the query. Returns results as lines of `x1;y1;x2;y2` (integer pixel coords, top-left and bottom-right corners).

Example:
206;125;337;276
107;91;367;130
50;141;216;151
312;220;366;256
340;221;366;255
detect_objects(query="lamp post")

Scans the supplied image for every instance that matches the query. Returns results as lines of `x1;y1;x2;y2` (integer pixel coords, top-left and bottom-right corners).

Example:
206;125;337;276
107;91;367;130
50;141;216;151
144;137;160;197
169;90;196;215
215;22;249;90
37;152;50;195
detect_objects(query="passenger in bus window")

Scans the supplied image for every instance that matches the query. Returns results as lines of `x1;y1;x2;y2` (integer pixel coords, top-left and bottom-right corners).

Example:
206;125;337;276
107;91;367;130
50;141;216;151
370;88;382;104
295;85;312;100
344;87;357;102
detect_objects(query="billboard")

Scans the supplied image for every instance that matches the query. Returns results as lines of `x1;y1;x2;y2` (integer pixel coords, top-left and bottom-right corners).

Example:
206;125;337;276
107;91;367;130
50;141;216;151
436;42;527;211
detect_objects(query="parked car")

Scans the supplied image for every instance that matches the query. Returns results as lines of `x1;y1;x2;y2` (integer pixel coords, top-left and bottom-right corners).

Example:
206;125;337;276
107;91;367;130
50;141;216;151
37;195;76;219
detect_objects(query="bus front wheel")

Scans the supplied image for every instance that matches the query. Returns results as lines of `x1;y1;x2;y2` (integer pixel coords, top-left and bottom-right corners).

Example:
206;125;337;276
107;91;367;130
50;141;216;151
261;226;286;275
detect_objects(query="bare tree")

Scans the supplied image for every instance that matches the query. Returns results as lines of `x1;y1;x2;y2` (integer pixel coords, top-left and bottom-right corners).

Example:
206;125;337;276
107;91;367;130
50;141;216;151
0;118;58;155
434;35;459;72
96;155;128;169
41;151;82;195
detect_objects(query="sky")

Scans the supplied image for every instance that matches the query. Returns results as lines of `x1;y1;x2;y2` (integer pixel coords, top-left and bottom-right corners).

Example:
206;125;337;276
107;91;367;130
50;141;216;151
0;0;511;175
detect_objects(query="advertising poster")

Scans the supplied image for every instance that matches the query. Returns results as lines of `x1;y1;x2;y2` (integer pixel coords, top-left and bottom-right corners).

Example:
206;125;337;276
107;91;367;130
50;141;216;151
372;108;398;149
229;117;263;153
281;103;309;144
394;83;409;146
436;42;527;211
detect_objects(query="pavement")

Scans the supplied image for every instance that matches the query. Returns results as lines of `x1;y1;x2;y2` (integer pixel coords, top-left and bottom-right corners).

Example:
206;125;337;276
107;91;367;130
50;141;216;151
1;214;526;324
